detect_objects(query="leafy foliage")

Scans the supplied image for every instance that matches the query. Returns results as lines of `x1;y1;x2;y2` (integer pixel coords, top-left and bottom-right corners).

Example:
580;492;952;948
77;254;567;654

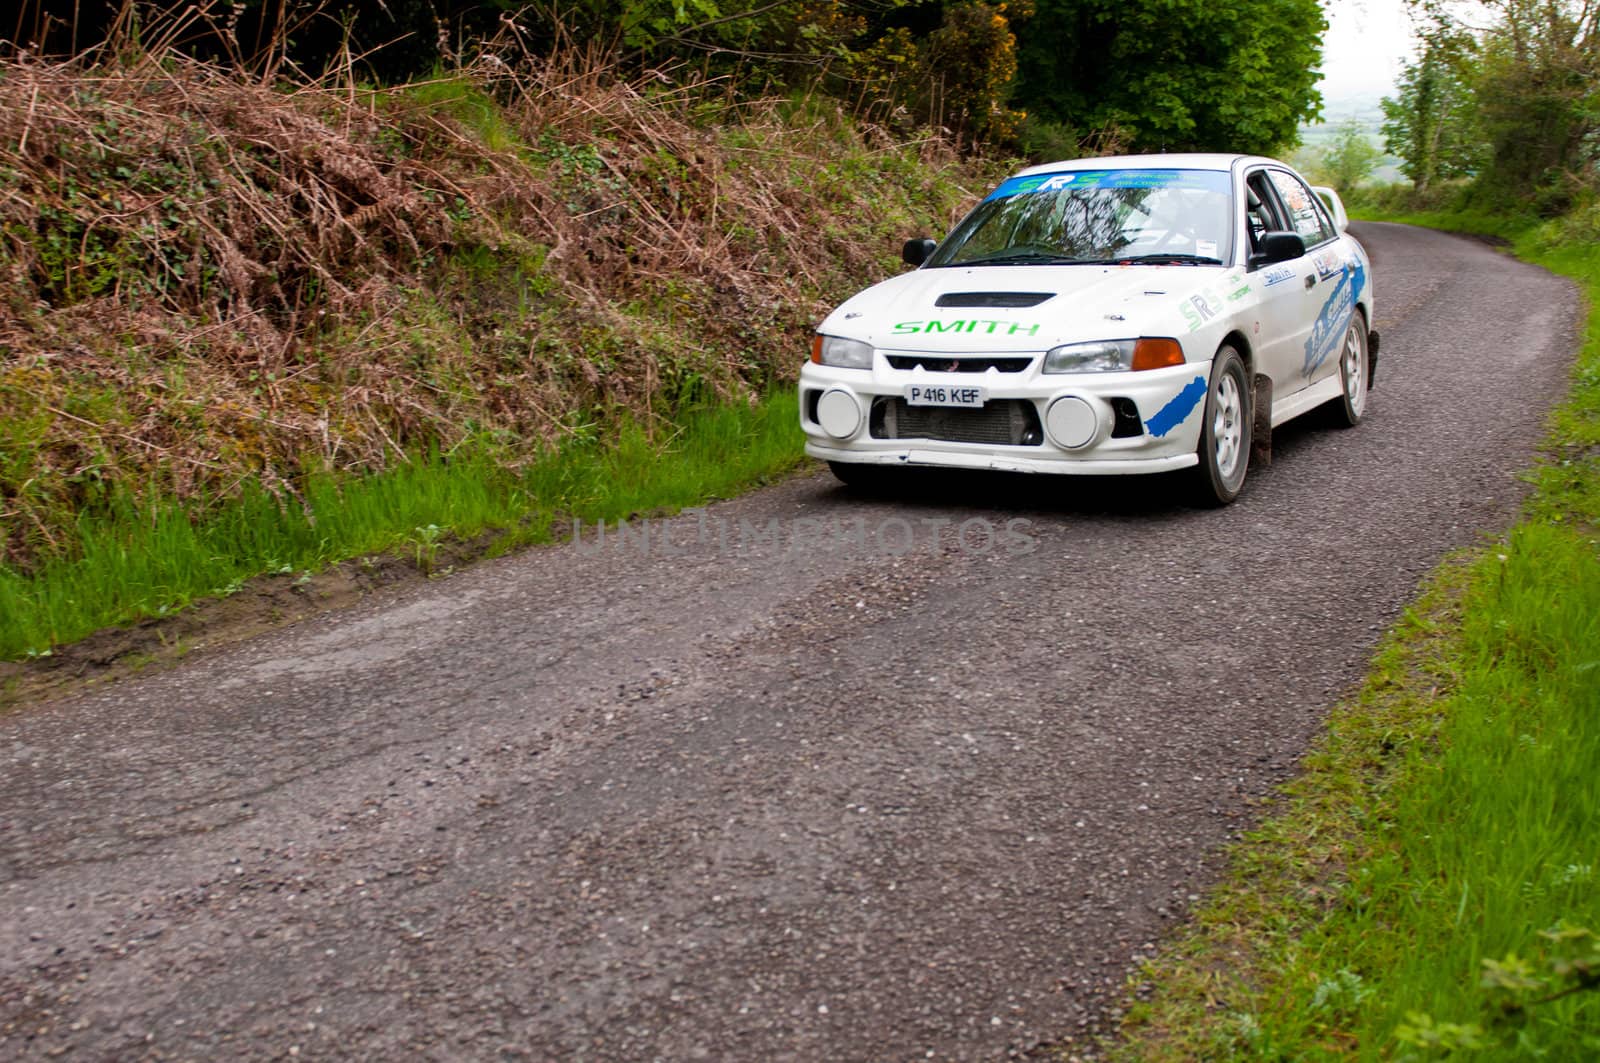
1396;922;1600;1055
1380;32;1481;192
1471;0;1600;210
1315;118;1383;191
11;0;1331;157
914;1;1029;145
1382;1;1600;211
1010;0;1326;155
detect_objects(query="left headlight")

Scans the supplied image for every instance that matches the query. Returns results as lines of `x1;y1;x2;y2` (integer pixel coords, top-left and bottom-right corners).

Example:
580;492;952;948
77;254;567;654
811;335;874;369
1043;340;1135;373
1043;337;1186;373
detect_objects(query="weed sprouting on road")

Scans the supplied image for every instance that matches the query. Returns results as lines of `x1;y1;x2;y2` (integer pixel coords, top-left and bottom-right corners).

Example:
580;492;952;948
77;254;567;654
1107;216;1600;1059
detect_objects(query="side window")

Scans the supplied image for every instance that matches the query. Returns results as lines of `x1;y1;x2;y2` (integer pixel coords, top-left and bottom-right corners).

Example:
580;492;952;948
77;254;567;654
1244;170;1287;252
1268;170;1337;247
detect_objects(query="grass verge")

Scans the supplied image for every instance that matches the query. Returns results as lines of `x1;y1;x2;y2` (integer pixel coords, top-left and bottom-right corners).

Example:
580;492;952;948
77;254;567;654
1106;215;1600;1058
0;393;803;660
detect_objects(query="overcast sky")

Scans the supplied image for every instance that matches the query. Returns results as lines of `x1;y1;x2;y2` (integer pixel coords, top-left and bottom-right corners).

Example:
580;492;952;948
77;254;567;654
1318;0;1418;107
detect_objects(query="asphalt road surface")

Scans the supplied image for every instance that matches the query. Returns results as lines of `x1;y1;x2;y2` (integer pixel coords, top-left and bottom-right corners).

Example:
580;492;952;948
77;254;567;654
0;223;1580;1060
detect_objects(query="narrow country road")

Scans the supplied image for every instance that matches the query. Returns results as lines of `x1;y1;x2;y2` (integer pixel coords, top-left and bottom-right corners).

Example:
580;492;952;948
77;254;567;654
0;224;1579;1060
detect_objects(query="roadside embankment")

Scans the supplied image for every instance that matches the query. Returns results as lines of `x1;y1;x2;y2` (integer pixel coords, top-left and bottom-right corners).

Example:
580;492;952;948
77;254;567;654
0;50;1002;662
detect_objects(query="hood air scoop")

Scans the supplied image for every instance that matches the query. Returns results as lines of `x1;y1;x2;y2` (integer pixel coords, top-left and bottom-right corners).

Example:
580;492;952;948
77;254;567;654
935;291;1055;309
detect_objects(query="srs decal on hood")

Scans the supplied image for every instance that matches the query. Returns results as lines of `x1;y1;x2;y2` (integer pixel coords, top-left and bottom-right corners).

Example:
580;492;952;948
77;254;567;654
1179;269;1249;331
1181;292;1223;332
1303;261;1366;376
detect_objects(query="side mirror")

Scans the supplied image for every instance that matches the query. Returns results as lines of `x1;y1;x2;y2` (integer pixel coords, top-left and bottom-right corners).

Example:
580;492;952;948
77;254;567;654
902;238;937;267
1248;231;1306;269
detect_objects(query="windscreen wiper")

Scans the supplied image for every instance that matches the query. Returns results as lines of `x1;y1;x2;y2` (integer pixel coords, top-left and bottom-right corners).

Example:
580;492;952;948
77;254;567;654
1112;253;1224;265
957;251;1101;266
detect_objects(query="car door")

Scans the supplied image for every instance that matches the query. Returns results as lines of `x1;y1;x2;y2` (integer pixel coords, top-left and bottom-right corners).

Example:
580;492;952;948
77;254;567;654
1241;167;1319;404
1265;167;1348;388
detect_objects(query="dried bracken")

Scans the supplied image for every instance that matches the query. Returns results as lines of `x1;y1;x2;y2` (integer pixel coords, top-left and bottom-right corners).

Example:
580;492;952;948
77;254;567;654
0;41;996;569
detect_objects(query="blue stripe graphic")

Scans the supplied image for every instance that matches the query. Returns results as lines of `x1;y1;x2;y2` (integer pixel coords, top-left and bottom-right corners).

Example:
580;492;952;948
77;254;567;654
1145;375;1208;438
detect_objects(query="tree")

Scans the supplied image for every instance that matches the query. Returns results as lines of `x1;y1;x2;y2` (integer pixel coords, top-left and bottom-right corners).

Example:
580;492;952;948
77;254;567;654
1471;0;1600;206
1319;119;1382;191
883;1;1030;145
1386;0;1600;208
1009;0;1326;155
1380;32;1479;191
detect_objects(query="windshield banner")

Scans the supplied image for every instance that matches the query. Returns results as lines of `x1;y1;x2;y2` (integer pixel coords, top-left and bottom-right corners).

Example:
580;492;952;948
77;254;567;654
984;170;1230;201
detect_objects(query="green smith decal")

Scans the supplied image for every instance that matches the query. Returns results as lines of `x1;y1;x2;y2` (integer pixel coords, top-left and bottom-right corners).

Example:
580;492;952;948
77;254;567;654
892;320;1041;336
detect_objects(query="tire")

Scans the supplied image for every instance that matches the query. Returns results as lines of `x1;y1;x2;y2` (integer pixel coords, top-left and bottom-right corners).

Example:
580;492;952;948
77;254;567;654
1329;312;1370;427
827;461;889;490
1190;345;1252;506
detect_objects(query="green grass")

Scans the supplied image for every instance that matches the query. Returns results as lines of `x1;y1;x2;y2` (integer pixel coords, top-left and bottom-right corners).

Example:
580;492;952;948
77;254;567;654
388;74;527;152
0;393;804;659
1109;213;1600;1058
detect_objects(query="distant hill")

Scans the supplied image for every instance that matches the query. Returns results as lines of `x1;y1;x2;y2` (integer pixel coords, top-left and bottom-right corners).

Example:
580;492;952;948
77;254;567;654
1319;90;1391;126
1296;94;1406;185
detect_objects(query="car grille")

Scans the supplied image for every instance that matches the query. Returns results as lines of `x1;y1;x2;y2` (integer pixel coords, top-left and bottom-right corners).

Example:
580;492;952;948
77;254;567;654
870;398;1043;446
884;355;1032;373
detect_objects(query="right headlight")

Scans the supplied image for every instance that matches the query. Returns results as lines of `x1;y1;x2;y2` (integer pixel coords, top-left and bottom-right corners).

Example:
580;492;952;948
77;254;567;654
811;335;874;369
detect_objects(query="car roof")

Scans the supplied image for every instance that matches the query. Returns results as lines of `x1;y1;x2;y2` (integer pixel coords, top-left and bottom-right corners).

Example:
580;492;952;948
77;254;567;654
1012;153;1276;177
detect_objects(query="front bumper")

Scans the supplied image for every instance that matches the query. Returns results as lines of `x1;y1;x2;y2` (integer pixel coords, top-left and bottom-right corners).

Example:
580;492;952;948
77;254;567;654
799;356;1211;476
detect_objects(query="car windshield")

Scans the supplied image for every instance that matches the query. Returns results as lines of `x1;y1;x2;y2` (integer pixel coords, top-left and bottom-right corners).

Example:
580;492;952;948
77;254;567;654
926;169;1234;268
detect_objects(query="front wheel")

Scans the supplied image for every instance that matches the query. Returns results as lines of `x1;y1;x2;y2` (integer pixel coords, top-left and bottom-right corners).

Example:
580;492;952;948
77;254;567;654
1329;313;1370;427
1189;345;1252;506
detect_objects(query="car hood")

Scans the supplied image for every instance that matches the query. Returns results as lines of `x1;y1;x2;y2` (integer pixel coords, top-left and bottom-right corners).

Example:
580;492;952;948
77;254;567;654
817;264;1230;353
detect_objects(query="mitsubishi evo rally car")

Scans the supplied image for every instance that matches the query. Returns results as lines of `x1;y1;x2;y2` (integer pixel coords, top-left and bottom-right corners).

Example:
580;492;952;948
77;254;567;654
799;154;1377;504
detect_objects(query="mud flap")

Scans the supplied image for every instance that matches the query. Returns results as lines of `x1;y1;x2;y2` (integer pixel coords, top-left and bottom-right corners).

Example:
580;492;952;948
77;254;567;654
1251;374;1273;468
1368;329;1381;388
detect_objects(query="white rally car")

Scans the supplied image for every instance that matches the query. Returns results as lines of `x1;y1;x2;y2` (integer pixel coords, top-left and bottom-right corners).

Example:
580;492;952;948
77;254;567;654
799;154;1377;504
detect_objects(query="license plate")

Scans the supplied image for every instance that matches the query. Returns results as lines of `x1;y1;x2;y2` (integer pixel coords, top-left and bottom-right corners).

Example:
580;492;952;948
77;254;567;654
905;384;986;408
